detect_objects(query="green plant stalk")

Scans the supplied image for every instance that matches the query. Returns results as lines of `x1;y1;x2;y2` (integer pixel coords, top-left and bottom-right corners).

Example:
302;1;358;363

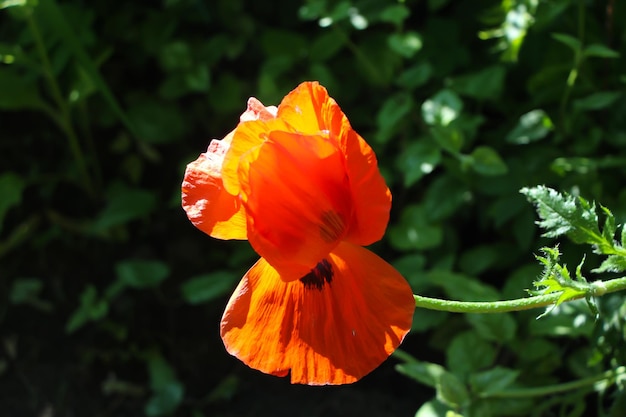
27;14;95;198
481;366;626;399
413;276;626;313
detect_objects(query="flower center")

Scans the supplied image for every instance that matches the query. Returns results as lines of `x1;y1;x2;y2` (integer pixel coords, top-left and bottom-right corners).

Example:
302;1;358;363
300;259;333;290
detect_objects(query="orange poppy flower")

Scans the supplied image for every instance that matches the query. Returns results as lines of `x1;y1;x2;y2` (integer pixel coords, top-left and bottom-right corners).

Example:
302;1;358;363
182;81;415;385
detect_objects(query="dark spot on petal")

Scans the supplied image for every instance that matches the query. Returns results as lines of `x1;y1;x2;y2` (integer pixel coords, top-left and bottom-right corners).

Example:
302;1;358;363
300;259;333;291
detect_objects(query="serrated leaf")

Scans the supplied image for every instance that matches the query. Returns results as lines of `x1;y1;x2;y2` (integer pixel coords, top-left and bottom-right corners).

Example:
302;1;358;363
601;206;616;243
592;255;626;273
520;186;602;245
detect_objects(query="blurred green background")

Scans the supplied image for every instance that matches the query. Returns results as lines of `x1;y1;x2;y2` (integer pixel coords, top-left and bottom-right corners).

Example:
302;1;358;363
2;0;626;415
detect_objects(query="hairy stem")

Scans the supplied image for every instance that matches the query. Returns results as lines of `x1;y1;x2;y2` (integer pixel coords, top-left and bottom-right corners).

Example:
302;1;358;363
414;276;626;313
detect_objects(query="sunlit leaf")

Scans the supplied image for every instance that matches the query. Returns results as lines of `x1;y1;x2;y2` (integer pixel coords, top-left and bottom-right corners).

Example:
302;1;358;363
422;90;463;127
506;109;553;144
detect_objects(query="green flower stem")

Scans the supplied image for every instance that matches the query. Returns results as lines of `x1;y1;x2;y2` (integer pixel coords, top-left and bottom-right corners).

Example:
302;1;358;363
27;14;95;198
481;366;626;399
413;276;626;313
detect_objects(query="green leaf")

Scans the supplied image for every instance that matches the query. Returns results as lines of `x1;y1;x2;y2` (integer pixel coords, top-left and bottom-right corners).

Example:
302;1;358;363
428;271;500;302
0;172;25;233
414;400;451;417
447;331;496;376
450;65;506;100
376;91;414;143
459;245;501;276
583;44;620;59
143;350;185;417
379;4;410;26
180;271;239;305
388;31;423;58
36;0;137;136
466;313;517;342
422;89;463;127
505;109;553;144
469;367;520;395
9;277;43;304
422;176;469;221
469;146;508;176
127;100;186;144
309;31;345;62
520;186;603;245
66;285;109;333
436;371;469;408
0;68;46;111
395;141;441;187
592;255;626;273
115;260;170;289
552;33;582;52
396;61;433;89
158;41;192;71
388;204;443;251
430;126;464;154
395;361;446;388
91;184;157;232
573;92;621;111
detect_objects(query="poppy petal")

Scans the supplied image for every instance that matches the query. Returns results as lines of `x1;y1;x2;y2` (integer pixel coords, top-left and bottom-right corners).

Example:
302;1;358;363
340;129;392;246
220;241;415;385
221;117;293;196
237;131;353;280
240;97;278;122
182;134;247;240
278;82;391;245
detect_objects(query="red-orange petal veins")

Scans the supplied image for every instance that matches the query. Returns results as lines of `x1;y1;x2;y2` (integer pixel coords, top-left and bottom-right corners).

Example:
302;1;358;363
181;132;247;240
220;241;415;385
182;97;278;240
237;131;353;281
277;82;392;245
